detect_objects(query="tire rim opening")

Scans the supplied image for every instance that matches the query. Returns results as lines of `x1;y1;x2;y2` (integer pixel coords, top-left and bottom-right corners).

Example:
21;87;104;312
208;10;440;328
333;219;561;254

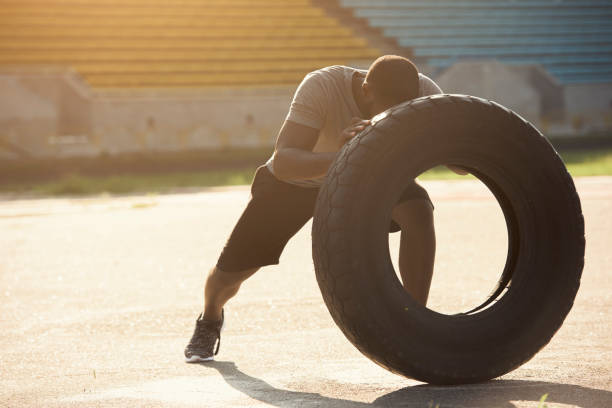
388;166;511;316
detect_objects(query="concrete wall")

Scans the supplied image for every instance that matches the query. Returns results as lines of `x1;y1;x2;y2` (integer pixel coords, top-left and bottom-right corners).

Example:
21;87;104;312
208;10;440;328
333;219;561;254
2;63;612;159
435;60;544;124
564;82;612;133
1;69;63;158
90;90;290;155
0;67;293;159
511;64;565;120
434;60;612;136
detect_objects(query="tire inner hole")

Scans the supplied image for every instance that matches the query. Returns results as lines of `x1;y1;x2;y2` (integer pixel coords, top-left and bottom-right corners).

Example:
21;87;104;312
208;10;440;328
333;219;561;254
388;167;509;315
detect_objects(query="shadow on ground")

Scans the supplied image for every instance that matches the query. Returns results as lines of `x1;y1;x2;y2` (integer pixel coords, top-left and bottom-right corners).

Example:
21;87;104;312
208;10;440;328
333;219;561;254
204;361;611;408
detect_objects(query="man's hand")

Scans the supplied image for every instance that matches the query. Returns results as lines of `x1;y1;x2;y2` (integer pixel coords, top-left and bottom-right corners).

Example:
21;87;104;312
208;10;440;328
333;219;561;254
341;117;371;145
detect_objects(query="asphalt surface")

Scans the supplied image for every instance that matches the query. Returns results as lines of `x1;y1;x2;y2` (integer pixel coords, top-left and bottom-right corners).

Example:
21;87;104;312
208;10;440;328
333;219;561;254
1;177;610;408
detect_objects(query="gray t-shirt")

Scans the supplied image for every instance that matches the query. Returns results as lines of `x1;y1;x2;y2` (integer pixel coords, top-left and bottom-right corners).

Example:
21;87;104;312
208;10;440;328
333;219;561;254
266;65;442;187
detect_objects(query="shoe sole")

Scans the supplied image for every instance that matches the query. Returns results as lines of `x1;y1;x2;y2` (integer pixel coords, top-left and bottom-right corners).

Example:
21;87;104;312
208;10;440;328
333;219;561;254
185;355;214;363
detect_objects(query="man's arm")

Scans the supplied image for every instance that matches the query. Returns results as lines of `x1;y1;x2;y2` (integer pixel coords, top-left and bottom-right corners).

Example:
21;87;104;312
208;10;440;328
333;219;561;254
272;118;370;182
271;120;335;181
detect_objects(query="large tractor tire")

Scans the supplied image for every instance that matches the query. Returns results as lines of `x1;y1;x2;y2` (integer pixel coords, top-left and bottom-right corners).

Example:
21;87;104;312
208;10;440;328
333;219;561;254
311;94;585;385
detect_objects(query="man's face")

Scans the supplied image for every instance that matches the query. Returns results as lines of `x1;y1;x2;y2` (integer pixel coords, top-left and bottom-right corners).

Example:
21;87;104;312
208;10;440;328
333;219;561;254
362;80;395;118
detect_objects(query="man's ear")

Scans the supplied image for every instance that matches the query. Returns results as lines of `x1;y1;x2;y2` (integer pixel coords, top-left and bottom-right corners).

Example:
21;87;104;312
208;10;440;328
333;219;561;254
362;81;374;102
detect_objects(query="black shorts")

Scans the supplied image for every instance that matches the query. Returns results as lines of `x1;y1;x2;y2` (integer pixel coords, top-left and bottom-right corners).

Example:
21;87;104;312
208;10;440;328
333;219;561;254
216;165;433;273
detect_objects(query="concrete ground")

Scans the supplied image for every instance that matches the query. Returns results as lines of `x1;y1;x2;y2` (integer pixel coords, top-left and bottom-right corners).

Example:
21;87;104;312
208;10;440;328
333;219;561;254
1;177;610;408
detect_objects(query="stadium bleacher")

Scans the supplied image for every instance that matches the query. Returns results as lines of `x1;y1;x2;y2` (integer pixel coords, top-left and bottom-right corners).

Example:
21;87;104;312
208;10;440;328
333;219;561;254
0;0;379;88
339;0;612;84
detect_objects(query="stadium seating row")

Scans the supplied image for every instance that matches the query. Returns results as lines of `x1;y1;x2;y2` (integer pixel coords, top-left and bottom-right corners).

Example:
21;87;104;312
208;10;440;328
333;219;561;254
340;0;612;84
412;45;612;57
0;17;340;27
0;0;379;88
8;0;314;5
0;38;369;49
341;0;610;9
356;9;612;18
85;72;309;87
0;8;328;18
398;37;608;47
428;55;612;67
0;49;378;63
368;17;612;28
384;26;612;38
71;60;347;74
0;27;354;38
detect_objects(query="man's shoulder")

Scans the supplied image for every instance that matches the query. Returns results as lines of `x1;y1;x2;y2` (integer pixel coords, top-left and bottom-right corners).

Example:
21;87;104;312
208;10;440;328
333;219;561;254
304;65;355;82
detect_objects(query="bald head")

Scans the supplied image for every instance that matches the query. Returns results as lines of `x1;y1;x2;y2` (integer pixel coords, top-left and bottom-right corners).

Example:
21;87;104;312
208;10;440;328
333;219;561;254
364;55;420;108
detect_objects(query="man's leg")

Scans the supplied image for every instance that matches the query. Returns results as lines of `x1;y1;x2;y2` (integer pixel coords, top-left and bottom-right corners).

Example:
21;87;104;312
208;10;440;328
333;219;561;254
392;199;436;306
202;266;258;321
186;165;320;361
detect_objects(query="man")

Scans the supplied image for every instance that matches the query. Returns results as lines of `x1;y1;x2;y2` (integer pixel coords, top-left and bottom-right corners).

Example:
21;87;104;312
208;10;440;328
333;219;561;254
185;55;449;363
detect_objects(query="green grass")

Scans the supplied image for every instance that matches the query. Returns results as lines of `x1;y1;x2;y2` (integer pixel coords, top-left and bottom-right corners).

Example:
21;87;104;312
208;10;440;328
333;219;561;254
556;149;612;177
421;148;612;180
538;393;550;408
0;168;255;197
1;148;611;197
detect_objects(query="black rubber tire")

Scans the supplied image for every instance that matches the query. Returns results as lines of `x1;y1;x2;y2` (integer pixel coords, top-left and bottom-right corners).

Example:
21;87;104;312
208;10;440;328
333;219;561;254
311;94;585;385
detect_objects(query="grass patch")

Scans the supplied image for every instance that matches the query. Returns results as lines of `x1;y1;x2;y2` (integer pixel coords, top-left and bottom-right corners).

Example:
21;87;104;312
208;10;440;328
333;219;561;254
0;168;255;197
538;393;550;408
557;149;612;177
419;166;476;180
420;148;612;180
1;148;611;197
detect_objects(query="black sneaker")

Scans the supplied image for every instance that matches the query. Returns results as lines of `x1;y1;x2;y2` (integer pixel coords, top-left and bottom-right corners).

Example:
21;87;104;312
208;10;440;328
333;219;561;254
184;309;224;363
